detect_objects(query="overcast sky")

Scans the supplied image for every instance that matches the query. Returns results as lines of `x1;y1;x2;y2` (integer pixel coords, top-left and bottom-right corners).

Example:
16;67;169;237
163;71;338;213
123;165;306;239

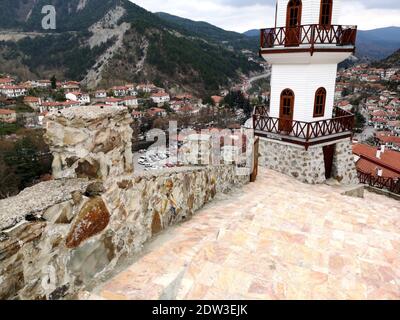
130;0;400;32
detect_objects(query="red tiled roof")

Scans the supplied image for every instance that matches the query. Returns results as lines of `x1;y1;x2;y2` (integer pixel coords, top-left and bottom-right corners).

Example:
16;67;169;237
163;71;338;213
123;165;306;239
377;135;400;144
356;159;399;179
353;144;400;177
112;86;127;90
105;98;122;102
0;109;15;115
372;110;387;117
152;92;169;98
0;77;14;84
0;85;27;90
211;96;223;104
24;96;40;102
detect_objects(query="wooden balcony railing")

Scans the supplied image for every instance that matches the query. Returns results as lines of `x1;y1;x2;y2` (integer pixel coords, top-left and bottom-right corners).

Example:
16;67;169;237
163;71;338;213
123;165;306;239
253;107;354;147
261;24;357;49
357;170;400;194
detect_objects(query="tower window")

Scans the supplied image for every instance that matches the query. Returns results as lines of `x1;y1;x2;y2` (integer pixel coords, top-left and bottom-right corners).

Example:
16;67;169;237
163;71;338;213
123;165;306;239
314;87;326;117
319;0;333;27
286;0;302;28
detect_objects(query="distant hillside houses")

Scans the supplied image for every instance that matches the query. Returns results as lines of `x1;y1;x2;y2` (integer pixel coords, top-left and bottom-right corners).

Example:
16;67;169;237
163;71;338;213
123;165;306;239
95;90;107;99
40;101;80;113
137;83;157;93
0;85;27;98
23;96;42;110
0;77;15;86
112;85;137;97
362;90;400;131
376;132;400;152
339;64;400;82
0;73;231;131
151;92;170;105
0;108;17;123
65;91;91;105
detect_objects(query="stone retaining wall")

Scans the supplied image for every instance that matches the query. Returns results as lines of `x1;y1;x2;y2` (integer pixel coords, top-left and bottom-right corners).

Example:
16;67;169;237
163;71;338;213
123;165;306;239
0;166;248;300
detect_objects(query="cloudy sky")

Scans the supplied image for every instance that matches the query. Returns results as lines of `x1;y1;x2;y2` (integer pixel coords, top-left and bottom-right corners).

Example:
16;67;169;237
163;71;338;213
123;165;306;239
131;0;400;32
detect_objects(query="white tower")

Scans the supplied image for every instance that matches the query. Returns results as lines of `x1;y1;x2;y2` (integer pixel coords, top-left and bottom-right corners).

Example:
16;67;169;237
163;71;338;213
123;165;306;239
254;0;358;184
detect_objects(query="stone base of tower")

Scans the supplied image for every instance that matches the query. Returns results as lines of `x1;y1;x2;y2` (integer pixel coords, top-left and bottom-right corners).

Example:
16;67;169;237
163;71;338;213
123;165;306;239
331;139;359;185
258;137;358;185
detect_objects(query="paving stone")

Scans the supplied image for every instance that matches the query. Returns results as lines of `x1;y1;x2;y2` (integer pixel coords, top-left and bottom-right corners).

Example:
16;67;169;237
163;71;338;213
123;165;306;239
90;169;400;300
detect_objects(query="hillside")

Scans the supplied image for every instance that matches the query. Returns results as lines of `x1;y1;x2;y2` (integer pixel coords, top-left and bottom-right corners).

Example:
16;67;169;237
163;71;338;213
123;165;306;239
0;0;262;94
373;49;400;68
356;27;400;61
155;12;258;51
243;26;400;61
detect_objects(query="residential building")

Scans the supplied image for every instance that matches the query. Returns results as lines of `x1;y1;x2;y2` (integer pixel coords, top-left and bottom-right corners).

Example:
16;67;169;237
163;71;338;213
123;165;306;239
0;109;17;123
95;90;107;99
0;85;27;98
151;92;170;105
122;96;139;107
147;107;167;117
24;96;42;110
65;91;91;105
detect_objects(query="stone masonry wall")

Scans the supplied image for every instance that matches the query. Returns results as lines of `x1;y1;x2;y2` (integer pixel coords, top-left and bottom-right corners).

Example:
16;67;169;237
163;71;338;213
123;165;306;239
332;139;358;185
0;106;249;300
0;166;248;300
45;105;134;180
259;137;358;185
259;138;326;184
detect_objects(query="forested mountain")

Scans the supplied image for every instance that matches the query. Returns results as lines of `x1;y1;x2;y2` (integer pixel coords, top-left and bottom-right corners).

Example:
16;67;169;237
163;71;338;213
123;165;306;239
0;0;262;95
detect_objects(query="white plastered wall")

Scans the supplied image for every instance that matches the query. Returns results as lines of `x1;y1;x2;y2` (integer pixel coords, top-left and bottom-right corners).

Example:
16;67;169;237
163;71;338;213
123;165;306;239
275;0;341;28
269;63;338;122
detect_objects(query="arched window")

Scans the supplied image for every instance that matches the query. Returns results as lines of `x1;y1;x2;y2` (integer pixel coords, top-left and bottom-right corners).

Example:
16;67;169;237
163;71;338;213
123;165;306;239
281;89;295;117
319;0;333;27
286;0;302;28
314;87;326;117
279;89;295;132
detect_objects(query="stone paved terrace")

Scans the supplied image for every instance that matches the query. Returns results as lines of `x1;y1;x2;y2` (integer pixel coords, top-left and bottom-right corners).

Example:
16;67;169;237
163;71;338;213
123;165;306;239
88;169;400;300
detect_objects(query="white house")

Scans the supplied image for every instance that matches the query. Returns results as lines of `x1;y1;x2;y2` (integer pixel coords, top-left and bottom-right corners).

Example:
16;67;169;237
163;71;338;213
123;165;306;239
105;97;123;106
0;85;27;98
122;96;139;107
147;107;167;117
40;100;80;113
61;81;80;93
95;90;107;99
36;80;52;88
65;91;91;105
137;83;157;93
151;92;170;105
0;109;17;123
112;86;127;97
132;111;145;119
0;77;15;86
125;84;138;96
23;96;42;110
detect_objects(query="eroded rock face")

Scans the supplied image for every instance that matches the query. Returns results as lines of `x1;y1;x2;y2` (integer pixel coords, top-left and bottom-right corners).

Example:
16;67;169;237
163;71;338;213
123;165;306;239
66;197;110;249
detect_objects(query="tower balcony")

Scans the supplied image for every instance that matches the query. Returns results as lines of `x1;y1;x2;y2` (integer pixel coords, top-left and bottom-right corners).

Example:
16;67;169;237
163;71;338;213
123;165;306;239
260;24;357;57
253;106;354;149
